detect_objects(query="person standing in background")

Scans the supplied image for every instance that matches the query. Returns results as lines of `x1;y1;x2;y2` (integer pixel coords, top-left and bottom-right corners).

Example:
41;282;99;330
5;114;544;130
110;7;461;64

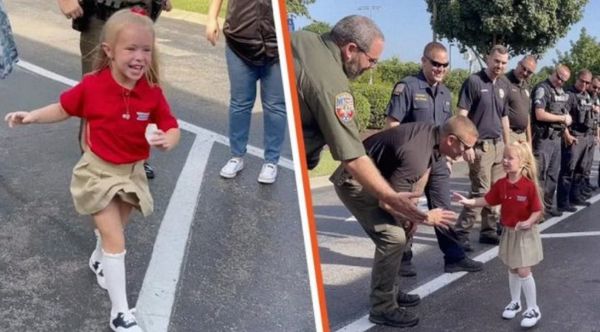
206;0;287;184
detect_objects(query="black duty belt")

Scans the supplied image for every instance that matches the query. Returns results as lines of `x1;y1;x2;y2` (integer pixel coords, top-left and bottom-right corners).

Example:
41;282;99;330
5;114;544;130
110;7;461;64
477;137;502;145
510;128;525;134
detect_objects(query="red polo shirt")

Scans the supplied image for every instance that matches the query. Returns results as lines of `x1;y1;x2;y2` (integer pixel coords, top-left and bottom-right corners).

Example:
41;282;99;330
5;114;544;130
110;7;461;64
60;68;178;164
485;176;543;228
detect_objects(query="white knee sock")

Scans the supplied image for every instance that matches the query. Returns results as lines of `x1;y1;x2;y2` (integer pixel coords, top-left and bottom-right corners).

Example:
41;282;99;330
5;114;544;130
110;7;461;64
508;271;522;304
102;250;129;317
91;229;103;263
521;274;538;310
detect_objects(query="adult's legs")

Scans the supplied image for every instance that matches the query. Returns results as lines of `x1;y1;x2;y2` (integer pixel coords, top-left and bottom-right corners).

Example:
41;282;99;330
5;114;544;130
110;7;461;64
259;61;286;164
225;46;259;158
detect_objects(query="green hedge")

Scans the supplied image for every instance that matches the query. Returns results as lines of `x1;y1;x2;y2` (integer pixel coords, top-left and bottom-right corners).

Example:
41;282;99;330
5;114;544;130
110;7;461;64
353;92;371;132
352;83;393;129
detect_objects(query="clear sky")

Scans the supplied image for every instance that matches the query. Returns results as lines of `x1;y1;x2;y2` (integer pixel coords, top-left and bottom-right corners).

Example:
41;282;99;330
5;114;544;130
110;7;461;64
292;0;600;71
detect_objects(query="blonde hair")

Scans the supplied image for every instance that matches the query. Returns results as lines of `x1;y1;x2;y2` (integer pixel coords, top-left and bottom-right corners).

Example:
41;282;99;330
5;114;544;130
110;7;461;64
506;141;542;201
92;9;160;85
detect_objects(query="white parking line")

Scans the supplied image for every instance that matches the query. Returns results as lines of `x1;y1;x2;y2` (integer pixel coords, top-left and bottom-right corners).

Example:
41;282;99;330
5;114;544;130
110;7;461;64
336;195;599;332
541;231;600;238
136;136;214;330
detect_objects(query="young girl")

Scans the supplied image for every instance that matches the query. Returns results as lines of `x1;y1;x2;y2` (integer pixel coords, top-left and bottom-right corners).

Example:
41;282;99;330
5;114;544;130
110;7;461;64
453;141;543;328
5;9;180;332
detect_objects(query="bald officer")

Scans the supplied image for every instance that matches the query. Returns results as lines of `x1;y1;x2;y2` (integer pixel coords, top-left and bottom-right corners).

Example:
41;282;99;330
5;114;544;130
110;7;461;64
292;15;428;223
385;42;482;275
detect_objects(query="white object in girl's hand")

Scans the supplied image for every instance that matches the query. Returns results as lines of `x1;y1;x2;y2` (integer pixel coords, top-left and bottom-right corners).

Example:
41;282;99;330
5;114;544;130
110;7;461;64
145;123;158;144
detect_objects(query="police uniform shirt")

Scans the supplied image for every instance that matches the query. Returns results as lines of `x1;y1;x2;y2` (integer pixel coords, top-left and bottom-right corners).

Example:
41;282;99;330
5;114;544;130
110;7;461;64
385;71;452;126
504;70;531;132
363;122;440;191
458;69;508;139
566;85;593;134
292;31;365;169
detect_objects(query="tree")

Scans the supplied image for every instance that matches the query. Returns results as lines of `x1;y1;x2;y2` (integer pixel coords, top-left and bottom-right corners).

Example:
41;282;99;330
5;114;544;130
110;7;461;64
556;28;600;78
302;21;332;35
426;0;588;57
286;0;316;19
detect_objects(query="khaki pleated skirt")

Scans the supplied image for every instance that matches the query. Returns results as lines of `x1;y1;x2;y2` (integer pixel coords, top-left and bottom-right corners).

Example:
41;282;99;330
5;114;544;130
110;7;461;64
70;151;153;217
498;225;543;269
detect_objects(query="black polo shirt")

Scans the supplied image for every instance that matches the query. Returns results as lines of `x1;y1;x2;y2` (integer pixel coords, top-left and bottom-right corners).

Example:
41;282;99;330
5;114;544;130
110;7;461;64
504;70;531;132
363;122;440;191
458;69;508;139
385;71;452;126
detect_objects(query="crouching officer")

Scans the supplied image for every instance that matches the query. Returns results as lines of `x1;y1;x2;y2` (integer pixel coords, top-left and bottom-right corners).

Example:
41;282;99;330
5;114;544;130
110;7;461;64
332;116;474;328
531;64;573;217
557;69;595;211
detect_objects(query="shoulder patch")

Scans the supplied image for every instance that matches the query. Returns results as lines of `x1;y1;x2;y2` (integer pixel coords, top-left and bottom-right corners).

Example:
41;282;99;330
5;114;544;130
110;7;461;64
498;88;505;99
525;89;530;98
393;83;406;96
335;92;355;123
534;87;544;100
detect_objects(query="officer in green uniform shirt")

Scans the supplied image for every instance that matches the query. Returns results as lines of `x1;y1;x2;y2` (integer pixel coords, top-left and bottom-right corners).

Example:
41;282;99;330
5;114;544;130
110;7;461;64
292;15;457;328
292;15;425;223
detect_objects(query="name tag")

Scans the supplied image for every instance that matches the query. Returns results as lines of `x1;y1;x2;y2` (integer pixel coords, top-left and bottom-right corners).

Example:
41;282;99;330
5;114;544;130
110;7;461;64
516;195;527;202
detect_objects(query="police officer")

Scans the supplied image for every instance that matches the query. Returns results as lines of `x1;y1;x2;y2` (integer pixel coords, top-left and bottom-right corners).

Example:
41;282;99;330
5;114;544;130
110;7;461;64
57;0;170;178
332;116;473;328
385;42;482;274
557;69;595;210
581;75;600;195
504;55;538;144
455;45;511;250
531;64;573;217
292;15;428;223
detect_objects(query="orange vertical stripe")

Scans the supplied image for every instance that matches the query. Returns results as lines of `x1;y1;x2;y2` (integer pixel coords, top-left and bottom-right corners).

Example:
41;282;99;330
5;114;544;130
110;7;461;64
276;1;330;331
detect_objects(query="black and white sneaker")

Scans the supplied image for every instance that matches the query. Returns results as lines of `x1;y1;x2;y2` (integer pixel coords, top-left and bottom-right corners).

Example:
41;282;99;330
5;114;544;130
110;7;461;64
88;255;107;290
110;309;143;332
501;301;521;319
520;307;541;327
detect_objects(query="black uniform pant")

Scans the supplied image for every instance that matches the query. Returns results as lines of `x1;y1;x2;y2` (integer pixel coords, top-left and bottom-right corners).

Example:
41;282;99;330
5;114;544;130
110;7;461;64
424;158;465;263
557;133;589;208
580;133;597;187
533;135;561;210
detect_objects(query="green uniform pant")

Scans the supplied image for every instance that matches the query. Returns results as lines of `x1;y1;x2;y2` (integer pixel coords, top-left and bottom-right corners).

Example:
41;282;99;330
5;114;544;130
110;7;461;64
80;16;105;75
331;167;407;313
456;139;505;238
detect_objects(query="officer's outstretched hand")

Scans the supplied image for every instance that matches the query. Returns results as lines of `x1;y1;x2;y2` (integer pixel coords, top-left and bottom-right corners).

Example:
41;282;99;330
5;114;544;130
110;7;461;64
379;192;427;223
5;111;34;127
463;147;475;163
423;208;457;229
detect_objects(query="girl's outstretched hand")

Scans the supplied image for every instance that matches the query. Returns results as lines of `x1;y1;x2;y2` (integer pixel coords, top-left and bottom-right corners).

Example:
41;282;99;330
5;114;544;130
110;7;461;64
452;192;469;205
5;111;33;127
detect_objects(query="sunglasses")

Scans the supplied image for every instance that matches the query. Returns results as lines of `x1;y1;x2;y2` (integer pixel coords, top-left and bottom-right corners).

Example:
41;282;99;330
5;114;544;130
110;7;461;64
578;78;591;85
518;63;534;76
555;72;569;83
451;134;473;150
357;45;378;66
425;55;449;69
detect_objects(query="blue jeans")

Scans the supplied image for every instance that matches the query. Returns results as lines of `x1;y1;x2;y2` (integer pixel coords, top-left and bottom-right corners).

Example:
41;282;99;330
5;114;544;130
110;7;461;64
225;46;286;163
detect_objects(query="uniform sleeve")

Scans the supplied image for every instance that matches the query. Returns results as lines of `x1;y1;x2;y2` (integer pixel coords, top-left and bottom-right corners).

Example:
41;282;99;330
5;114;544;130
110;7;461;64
499;80;509;117
457;77;476;111
307;82;365;161
59;78;87;117
151;87;178;131
484;180;502;206
532;85;548;110
385;81;410;122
